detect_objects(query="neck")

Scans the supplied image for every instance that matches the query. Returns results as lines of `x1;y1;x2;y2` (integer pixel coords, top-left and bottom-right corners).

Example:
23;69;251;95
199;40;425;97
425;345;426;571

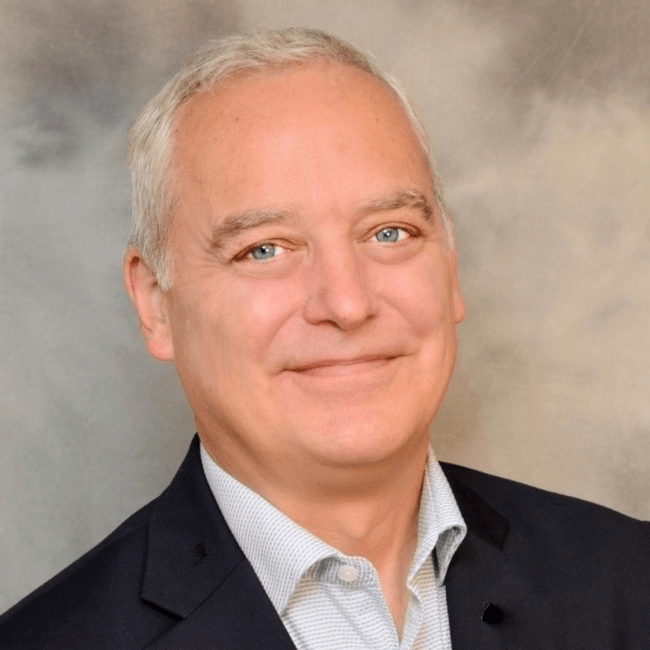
286;456;425;634
202;432;430;633
276;452;427;564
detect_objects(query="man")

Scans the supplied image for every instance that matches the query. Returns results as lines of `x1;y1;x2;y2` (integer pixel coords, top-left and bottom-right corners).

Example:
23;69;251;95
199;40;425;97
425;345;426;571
0;27;648;650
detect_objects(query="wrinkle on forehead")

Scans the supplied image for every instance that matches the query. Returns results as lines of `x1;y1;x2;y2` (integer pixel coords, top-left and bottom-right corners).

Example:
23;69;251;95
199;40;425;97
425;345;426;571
208;189;436;252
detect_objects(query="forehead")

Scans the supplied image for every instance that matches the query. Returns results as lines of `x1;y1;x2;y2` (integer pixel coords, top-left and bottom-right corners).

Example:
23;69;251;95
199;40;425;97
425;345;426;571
176;60;413;135
170;61;433;214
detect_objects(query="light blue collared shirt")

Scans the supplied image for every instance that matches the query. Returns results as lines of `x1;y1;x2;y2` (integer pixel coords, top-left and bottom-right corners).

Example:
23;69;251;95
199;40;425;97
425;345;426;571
200;443;466;650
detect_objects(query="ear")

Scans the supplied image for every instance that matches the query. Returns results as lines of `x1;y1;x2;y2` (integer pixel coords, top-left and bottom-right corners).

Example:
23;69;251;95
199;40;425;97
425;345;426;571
123;248;175;361
449;243;466;325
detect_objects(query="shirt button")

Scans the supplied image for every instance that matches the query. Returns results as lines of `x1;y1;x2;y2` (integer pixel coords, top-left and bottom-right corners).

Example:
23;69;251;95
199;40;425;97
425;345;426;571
338;565;359;583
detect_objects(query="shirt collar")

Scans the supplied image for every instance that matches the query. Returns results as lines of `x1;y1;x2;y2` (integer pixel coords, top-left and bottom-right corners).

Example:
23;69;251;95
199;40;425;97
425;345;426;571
200;444;336;613
200;443;466;612
411;449;467;586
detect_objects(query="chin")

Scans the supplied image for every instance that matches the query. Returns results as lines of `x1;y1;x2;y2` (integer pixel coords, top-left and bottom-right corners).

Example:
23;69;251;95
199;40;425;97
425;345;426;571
299;416;426;468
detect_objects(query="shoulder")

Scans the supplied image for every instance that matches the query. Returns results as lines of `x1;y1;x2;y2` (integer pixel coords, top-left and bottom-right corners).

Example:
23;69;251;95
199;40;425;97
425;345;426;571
441;462;650;646
0;501;163;649
441;460;649;528
0;437;235;650
441;460;650;572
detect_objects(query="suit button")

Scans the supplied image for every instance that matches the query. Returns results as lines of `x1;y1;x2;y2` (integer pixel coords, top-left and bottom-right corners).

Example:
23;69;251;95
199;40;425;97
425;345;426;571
482;602;505;624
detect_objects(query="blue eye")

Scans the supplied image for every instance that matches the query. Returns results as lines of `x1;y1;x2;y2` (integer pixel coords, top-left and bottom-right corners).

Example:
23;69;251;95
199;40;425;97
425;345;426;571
375;227;402;243
251;244;276;260
249;243;281;260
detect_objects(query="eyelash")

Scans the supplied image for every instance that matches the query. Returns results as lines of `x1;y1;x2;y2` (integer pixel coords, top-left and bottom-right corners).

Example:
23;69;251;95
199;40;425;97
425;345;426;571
234;241;288;262
371;223;424;246
373;225;415;242
234;224;421;262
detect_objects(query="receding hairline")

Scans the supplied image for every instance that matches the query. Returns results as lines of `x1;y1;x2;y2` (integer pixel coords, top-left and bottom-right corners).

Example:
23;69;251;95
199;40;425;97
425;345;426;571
166;58;438;218
127;28;454;289
173;57;401;121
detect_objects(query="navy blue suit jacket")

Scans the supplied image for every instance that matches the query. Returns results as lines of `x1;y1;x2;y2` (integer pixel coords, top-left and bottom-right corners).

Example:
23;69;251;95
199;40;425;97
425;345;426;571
1;436;649;649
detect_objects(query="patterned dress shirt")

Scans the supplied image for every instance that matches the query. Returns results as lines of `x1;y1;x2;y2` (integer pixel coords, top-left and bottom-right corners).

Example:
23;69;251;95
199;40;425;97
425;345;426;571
200;444;466;650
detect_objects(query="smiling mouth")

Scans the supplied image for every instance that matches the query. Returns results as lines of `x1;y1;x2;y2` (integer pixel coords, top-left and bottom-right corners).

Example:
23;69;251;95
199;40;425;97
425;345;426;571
289;355;400;377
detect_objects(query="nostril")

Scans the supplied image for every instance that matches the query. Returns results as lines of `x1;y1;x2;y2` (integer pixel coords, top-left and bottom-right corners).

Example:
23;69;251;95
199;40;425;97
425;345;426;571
302;255;377;329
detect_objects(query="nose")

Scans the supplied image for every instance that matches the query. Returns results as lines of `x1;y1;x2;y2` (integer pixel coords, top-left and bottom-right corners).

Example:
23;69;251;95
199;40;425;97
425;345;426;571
302;245;378;330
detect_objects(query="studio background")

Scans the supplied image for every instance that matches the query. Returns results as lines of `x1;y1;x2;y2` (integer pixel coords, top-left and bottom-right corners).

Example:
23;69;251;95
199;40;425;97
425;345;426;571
1;0;648;612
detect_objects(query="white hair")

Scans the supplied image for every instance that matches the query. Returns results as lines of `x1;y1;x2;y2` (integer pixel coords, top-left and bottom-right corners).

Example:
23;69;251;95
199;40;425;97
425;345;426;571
127;27;451;289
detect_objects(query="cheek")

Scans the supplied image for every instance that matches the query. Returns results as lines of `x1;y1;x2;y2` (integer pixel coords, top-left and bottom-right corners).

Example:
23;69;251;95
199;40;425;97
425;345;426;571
380;258;456;337
215;277;302;365
170;270;303;396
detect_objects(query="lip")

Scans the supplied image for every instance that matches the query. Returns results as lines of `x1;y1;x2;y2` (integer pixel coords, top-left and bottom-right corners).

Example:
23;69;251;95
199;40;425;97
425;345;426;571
287;354;400;377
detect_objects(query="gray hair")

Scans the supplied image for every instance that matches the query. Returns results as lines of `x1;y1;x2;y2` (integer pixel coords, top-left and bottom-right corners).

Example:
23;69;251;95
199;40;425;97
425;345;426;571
127;27;450;289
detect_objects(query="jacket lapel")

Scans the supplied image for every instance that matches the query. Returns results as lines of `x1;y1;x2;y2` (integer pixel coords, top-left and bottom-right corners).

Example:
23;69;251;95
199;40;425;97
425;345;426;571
141;437;297;650
144;560;297;650
442;463;538;650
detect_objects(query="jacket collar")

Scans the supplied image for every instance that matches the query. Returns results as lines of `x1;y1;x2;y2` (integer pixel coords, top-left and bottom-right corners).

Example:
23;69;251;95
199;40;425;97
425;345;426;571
440;462;509;550
141;436;297;649
440;462;527;650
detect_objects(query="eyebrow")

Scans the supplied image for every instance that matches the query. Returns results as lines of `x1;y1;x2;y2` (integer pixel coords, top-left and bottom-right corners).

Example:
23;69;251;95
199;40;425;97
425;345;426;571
209;189;435;251
356;189;434;222
210;209;297;251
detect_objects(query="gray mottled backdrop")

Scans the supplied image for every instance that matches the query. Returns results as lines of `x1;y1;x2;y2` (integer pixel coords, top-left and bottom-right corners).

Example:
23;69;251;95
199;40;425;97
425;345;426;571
1;0;649;611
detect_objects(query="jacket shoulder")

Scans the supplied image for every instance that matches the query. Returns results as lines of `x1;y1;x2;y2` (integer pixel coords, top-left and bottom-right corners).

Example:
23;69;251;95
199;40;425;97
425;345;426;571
0;500;171;649
441;462;650;647
440;461;649;529
441;460;650;573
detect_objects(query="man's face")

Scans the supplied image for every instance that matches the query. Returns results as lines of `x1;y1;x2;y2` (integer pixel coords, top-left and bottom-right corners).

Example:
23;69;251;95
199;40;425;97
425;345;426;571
155;62;465;482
